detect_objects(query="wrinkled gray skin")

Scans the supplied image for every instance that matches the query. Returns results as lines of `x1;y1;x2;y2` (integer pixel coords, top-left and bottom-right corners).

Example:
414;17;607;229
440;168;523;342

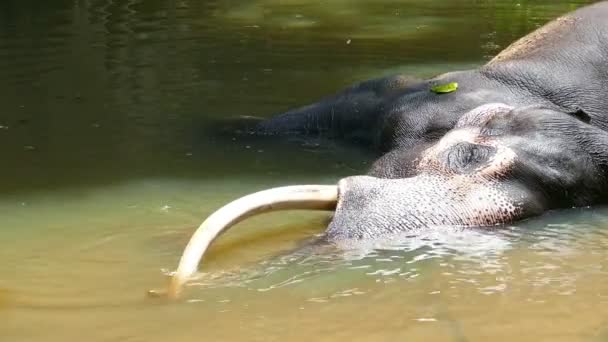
255;2;608;239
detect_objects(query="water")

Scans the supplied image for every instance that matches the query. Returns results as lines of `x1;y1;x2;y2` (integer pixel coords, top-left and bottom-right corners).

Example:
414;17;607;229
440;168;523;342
1;0;607;340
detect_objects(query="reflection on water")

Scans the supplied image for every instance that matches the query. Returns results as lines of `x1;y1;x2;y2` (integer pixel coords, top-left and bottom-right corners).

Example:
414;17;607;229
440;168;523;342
1;0;607;341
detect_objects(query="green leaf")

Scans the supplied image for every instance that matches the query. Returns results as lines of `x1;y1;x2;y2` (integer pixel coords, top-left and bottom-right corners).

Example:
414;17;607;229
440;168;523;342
430;82;458;94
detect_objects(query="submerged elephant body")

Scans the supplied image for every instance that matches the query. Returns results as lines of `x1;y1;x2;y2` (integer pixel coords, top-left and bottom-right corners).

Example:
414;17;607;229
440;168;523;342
161;2;608;298
256;1;608;237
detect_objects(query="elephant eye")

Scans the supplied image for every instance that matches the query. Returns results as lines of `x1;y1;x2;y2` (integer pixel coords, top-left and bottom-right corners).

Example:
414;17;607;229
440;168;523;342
445;142;496;173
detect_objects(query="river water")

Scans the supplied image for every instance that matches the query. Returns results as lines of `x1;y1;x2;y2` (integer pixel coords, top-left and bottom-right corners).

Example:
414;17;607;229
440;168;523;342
1;0;607;341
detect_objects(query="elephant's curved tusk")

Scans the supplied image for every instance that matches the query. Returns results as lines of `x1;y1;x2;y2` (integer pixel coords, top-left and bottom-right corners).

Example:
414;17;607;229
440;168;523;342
155;185;338;299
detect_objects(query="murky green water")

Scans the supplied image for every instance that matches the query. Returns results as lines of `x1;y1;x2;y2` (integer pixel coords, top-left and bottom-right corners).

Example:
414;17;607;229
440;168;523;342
2;0;608;340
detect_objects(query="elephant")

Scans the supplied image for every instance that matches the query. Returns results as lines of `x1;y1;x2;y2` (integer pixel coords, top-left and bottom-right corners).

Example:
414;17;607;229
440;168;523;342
156;1;608;298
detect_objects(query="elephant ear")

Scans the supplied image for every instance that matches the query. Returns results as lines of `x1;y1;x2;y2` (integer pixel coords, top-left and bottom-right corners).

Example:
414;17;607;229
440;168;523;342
568;107;591;124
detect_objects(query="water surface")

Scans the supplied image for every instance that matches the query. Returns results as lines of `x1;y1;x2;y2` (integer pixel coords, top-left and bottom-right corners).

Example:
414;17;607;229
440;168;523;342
2;0;607;341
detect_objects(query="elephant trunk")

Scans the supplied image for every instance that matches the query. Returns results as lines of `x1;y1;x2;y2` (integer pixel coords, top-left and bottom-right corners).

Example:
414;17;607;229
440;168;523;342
325;175;538;240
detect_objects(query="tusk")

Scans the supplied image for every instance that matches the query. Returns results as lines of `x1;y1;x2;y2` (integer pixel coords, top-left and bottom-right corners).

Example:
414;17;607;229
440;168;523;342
158;185;338;299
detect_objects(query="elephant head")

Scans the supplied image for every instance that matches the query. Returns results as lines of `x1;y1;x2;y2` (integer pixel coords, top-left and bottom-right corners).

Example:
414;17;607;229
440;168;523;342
160;103;608;298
